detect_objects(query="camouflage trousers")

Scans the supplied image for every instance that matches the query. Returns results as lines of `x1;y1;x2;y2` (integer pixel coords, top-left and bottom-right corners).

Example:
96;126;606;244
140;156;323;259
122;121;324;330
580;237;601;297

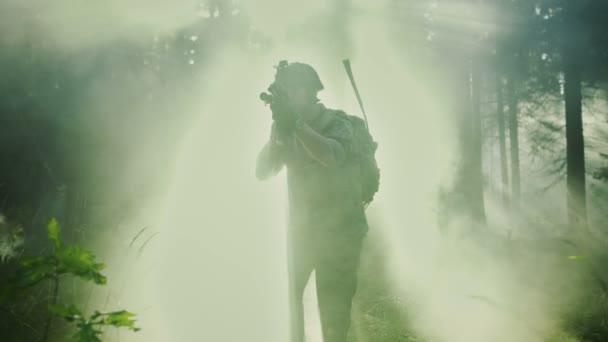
287;225;364;342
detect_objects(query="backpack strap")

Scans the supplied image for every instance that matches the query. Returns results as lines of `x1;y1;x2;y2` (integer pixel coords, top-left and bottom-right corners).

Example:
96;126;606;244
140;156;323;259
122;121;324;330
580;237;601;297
310;105;341;134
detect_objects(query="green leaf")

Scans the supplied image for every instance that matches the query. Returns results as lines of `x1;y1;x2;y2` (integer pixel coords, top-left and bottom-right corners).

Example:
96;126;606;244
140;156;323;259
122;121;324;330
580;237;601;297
0;284;14;304
90;310;102;320
57;246;107;285
74;324;103;342
20;255;48;267
103;310;139;330
567;255;588;260
47;218;62;252
12;255;56;288
49;304;83;323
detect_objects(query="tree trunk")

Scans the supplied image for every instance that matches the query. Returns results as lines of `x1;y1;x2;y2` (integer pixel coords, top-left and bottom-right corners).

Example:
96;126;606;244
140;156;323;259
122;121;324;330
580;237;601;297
506;76;521;200
496;74;509;203
563;64;586;227
469;59;486;222
440;54;487;233
563;1;587;228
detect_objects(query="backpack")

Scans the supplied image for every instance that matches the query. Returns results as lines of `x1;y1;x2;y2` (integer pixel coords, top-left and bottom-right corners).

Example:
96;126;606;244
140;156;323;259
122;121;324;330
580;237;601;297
332;111;380;207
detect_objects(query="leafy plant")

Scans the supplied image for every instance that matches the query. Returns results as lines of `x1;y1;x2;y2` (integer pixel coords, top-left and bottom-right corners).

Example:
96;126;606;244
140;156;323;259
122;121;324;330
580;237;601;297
0;214;25;263
1;218;140;341
49;304;139;342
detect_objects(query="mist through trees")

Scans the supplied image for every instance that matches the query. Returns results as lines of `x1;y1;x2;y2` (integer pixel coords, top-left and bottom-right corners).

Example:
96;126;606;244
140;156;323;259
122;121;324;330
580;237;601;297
1;0;608;341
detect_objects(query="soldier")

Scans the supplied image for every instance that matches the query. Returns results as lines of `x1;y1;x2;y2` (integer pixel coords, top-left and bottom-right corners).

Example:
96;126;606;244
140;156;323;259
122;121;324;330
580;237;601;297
256;61;370;342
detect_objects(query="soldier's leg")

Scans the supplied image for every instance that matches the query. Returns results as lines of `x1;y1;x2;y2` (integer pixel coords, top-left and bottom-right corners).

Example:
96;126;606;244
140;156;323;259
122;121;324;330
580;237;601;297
315;234;363;342
288;229;315;342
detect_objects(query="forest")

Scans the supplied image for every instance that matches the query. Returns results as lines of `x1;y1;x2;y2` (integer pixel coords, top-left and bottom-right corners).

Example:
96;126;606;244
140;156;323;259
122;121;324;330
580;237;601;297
1;0;608;341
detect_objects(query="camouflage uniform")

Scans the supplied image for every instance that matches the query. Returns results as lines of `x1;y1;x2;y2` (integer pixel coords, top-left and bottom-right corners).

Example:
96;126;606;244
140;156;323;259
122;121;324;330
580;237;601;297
259;103;368;342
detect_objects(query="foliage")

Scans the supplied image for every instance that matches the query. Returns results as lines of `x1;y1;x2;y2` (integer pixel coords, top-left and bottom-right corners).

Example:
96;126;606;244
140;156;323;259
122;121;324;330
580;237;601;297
555;243;608;342
0;223;24;263
7;218;107;290
564;291;608;342
1;218;139;341
351;295;422;342
49;304;140;342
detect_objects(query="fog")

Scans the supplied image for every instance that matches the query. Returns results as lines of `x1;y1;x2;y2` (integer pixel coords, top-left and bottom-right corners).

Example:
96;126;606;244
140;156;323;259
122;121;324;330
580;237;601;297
0;0;591;341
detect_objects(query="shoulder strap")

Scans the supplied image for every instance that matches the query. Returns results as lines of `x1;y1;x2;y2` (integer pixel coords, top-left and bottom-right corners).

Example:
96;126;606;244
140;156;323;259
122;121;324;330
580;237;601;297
312;105;341;133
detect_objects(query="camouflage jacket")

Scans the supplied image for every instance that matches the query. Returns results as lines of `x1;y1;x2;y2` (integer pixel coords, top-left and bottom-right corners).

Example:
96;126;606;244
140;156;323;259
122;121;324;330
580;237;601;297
261;104;368;236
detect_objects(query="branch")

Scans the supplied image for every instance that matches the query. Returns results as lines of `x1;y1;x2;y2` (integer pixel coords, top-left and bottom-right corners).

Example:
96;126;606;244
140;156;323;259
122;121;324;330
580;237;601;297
40;273;60;342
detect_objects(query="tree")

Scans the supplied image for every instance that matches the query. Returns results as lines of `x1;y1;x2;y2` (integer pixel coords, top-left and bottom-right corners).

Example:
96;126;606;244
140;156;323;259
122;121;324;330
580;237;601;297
495;74;510;202
506;75;521;200
469;58;487;222
562;0;587;227
429;0;489;228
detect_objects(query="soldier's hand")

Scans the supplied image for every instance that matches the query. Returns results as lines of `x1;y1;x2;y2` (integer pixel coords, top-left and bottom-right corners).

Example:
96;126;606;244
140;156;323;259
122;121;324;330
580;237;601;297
270;100;299;134
269;122;293;151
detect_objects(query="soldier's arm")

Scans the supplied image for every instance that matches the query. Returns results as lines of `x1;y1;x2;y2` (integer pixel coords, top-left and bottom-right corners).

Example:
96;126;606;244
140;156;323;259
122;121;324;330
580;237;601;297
256;124;285;180
295;120;346;168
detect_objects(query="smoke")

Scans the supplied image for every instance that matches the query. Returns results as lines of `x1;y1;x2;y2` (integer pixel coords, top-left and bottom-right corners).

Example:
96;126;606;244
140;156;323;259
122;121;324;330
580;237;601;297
1;0;589;341
342;2;578;342
0;0;201;51
242;0;328;36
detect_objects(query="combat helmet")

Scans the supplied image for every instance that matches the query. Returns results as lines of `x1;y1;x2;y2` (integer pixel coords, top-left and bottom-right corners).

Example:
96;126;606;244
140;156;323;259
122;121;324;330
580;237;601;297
271;60;324;93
